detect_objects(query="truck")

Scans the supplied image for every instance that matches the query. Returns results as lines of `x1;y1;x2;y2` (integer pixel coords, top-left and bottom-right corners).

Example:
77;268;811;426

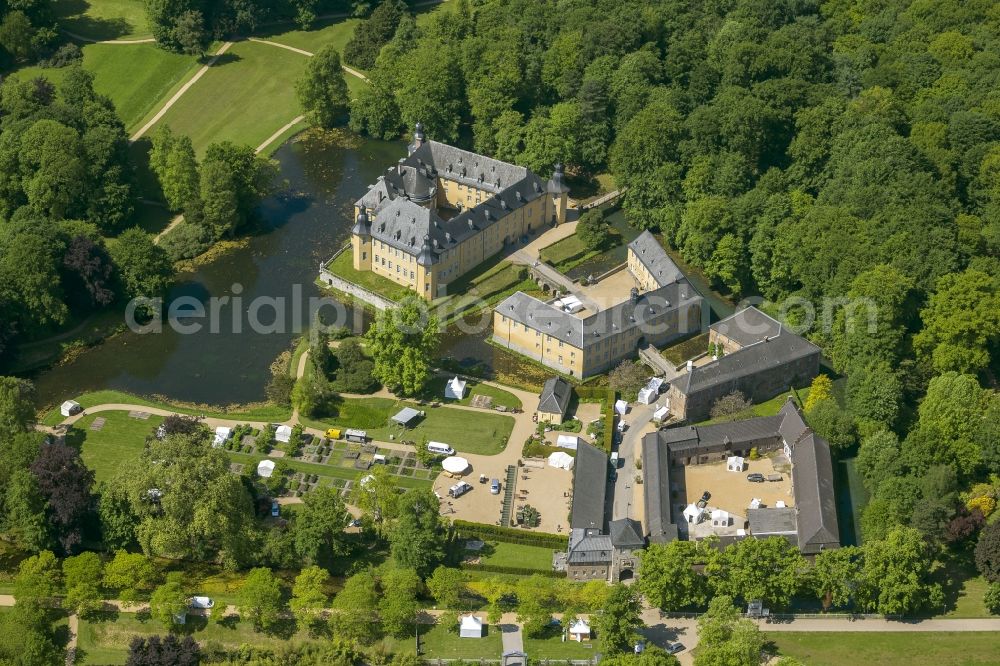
610;452;620;468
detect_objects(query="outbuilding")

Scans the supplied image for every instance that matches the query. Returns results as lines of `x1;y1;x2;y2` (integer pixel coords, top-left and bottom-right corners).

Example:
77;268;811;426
445;376;467;400
537;377;572;424
459;615;484;638
391;407;422;427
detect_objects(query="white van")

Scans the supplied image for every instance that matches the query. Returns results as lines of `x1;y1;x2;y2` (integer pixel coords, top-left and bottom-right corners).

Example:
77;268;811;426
427;441;455;456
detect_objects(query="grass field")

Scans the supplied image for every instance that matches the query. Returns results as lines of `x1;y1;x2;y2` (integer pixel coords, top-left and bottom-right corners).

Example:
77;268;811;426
154;40;309;155
54;0;151;40
697;387;809;426
67;412;163;483
77;612;322;664
421;376;523;410
258;17;362;57
523;626;600;659
10;43;199;133
660;332;710;366
302;397;515;455
478;542;557;570
381;621;503;659
767;632;1000;666
40;389;293;426
538;230;624;273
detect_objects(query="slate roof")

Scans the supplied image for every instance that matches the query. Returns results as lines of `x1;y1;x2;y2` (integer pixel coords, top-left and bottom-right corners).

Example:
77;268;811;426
570;441;608;532
711;307;784;347
538;377;572;415
567;534;613;565
496;279;701;349
748;507;798;535
628;231;683;287
660;416;785;456
673;308;820;396
609;518;646;550
641;432;678;544
644;400;840;554
355;140;547;264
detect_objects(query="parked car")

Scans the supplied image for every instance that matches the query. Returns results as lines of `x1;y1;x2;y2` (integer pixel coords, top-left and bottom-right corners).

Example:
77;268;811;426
189;596;214;609
747;472;765;483
667;643;686;655
634;641;645;654
700;490;711;503
348;518;362;528
490;479;501;494
271;500;280;517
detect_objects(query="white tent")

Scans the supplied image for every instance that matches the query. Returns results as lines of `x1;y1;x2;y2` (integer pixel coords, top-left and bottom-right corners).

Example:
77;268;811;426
637;378;664;405
556;434;580;450
775;500;786;508
212;426;232;448
256;460;275;478
547;451;575;470
711;509;731;527
653;405;670;422
569;619;591;642
726;456;746;472
359;474;374;487
60;400;82;417
749;498;762;510
683;503;703;524
441;456;470;475
614;399;629;416
445;376;467;400
274;425;293;443
459;615;484;638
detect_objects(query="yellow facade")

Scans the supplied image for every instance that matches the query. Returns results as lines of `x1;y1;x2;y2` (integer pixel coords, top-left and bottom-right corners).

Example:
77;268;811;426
493;310;585;376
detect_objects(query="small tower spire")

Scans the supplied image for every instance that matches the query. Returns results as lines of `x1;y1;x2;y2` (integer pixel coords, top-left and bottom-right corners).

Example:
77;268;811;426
408;122;426;155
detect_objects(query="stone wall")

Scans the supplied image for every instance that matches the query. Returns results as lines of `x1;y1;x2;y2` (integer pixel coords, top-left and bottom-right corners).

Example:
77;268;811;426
318;267;397;311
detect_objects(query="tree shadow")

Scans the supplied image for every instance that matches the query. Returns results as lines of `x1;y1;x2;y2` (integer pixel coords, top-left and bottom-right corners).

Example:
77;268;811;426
64;15;133;40
210;52;243;67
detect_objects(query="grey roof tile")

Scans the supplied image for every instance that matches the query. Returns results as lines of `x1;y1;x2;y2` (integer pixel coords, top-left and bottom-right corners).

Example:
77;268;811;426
570;441;608;532
628;231;683;287
538;377;572;415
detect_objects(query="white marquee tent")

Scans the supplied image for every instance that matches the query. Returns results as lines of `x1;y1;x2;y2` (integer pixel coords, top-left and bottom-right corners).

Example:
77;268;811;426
547;451;574;470
60;400;82;417
711;509;731;526
556;434;580;450
212;426;232;448
726;456;746;472
445;376;467;400
614;399;629;416
459;615;484;638
653;405;670;422
274;425;293;443
637;378;664;405
256;460;275;478
683;503;703;524
569;619;591;642
441;456;470;475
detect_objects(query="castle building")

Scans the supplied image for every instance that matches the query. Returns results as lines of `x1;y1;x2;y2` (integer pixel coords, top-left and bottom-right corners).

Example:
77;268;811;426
350;123;570;300
492;231;705;377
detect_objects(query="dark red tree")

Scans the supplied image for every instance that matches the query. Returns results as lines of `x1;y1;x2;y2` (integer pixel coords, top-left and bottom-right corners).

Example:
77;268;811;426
62;235;115;308
29;443;95;554
976;521;1000;583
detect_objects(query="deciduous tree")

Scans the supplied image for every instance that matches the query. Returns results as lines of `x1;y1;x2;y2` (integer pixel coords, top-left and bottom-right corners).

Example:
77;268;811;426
237;567;283;632
297;45;350;129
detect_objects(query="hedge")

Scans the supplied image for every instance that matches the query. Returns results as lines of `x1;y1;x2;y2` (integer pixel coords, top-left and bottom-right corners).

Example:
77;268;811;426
452;520;568;550
573;387;615;454
460;563;566;578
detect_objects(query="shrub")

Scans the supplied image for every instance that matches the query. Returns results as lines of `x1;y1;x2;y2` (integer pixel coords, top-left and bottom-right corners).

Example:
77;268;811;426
709;390;753;419
985;582;1000;615
452;521;568;550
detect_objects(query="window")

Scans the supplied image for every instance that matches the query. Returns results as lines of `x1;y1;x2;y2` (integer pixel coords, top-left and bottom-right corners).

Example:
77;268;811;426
362;252;366;260
558;355;563;364
558;341;564;348
388;261;393;269
410;271;415;279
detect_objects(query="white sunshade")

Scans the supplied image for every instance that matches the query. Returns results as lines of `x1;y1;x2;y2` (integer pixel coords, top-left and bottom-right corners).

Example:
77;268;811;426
615;399;629;416
274;425;293;443
569;619;590;634
445;376;467;399
441;456;469;474
257;460;276;478
548;451;574;470
212;426;232;448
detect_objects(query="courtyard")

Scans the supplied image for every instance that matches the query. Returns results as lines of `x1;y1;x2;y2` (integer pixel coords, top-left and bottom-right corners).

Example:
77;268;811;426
668;454;794;533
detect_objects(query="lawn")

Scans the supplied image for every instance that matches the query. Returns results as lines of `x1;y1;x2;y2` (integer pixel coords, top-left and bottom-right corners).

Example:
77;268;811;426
302;397;515;455
435;260;534;325
538;230;624;273
10;43;199;133
325;249;416;304
697;387;809;426
54;0;152;40
421;376;523;410
154;40;309;155
767;632;1000;666
66;412;164;483
258;16;362;58
660;332;710;366
948;575;991;618
523;631;600;660
76;612;323;664
478;542;557;571
40;389;293;426
381;621;503;659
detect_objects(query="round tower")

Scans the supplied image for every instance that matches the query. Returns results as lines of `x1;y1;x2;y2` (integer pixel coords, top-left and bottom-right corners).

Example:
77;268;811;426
546;162;570;224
